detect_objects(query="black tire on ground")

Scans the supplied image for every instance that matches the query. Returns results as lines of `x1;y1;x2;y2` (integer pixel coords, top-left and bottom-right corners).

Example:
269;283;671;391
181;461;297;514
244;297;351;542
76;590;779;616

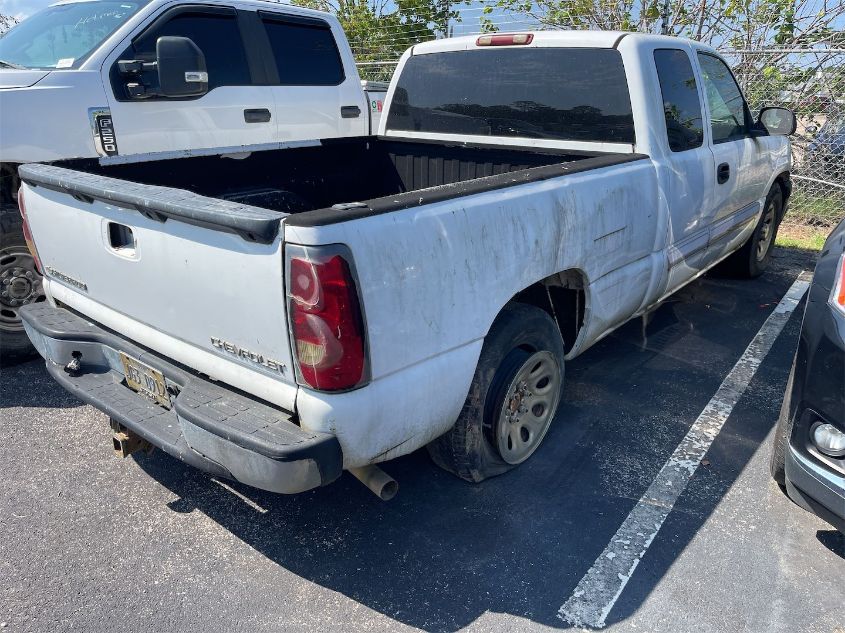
770;359;796;486
721;185;783;278
0;202;40;364
426;302;565;483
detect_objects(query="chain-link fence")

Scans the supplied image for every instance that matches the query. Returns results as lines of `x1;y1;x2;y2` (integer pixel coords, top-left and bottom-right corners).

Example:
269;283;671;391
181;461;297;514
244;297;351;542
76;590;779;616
723;48;845;226
358;44;845;227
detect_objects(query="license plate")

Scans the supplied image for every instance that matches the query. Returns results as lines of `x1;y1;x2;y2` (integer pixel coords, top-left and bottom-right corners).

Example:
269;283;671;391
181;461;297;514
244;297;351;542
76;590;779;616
119;351;171;408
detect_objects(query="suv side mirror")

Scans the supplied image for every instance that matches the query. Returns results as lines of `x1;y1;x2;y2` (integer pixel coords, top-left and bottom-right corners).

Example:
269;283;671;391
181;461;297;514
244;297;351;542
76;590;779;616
156;36;208;98
758;107;796;136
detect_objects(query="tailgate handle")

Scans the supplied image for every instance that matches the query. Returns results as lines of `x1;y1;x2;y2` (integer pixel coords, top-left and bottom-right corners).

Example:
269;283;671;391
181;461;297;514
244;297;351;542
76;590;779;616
341;105;361;119
244;108;271;123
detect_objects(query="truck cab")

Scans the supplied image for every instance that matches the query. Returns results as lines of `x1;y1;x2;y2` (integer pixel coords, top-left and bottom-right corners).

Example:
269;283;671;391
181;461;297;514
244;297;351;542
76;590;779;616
0;0;386;358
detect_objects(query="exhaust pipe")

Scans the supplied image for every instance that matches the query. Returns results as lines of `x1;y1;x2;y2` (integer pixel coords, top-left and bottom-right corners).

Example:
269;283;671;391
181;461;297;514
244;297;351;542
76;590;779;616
349;465;398;501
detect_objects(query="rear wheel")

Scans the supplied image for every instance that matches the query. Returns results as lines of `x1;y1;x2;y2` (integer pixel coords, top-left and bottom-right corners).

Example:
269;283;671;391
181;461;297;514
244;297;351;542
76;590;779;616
0;203;42;363
722;186;783;278
427;303;565;482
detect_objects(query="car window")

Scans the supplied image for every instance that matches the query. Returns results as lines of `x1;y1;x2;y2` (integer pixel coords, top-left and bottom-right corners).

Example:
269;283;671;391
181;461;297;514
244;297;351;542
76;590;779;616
386;48;635;144
654;49;704;152
697;53;751;143
260;14;344;86
130;9;251;91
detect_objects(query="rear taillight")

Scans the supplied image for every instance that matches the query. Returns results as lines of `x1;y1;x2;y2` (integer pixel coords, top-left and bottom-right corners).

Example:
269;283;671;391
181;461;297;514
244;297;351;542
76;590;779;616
286;244;367;391
476;33;534;46
18;188;42;273
830;252;845;316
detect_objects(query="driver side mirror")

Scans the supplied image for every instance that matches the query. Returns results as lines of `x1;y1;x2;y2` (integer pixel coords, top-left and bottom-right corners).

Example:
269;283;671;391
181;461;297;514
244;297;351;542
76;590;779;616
758;107;796;136
156;36;208;98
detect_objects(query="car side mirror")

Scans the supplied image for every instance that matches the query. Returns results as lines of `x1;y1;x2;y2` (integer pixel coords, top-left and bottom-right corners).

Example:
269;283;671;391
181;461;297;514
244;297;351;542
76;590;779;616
758;106;796;136
156;36;207;98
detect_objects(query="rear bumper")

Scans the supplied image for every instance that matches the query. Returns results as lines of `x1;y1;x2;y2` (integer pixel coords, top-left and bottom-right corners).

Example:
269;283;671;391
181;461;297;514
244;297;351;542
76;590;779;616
20;303;343;494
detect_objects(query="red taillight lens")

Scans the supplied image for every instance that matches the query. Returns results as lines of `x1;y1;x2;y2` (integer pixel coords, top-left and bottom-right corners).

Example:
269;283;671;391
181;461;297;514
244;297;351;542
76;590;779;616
18;188;42;273
476;33;534;46
831;253;845;315
286;245;367;391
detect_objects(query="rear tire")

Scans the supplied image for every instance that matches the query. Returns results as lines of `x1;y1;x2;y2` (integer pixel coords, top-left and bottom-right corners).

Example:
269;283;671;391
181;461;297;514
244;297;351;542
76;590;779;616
770;359;796;486
0;202;41;364
427;303;565;482
722;186;783;278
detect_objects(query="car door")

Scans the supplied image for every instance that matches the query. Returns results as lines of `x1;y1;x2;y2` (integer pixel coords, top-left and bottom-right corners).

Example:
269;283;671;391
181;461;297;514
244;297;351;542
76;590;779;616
695;52;770;263
101;4;277;157
651;47;715;294
256;10;369;142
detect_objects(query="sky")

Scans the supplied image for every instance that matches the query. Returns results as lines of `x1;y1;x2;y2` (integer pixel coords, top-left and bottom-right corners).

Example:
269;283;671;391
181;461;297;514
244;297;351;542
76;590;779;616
1;0;54;20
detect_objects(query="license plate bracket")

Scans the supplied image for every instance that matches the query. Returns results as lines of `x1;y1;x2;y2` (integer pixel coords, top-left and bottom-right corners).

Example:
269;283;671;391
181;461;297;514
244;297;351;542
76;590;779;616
119;351;171;408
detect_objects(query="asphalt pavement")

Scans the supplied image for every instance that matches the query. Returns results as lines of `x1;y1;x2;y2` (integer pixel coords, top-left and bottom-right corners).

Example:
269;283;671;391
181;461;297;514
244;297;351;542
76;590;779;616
1;245;843;633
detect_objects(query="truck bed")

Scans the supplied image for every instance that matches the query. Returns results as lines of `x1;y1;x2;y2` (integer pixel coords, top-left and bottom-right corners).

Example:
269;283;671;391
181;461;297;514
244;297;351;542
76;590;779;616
23;138;642;236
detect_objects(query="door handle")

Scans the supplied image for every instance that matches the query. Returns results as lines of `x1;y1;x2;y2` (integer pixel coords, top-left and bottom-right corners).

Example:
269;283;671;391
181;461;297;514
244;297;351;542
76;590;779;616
717;162;730;184
244;108;271;123
341;105;361;119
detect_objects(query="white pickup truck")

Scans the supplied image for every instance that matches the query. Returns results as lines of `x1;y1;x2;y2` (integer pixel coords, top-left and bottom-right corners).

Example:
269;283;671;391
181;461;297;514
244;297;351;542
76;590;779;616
18;31;796;499
0;0;386;358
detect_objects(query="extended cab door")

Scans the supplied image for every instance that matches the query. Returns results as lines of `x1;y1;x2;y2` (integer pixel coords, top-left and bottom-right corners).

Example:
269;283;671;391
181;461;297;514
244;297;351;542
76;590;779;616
101;4;278;157
695;52;770;262
256;10;369;141
651;47;715;292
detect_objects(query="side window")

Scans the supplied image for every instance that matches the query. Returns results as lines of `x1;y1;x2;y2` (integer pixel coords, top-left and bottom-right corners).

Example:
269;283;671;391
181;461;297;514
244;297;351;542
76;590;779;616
697;53;751;143
654;49;704;152
260;15;344;86
129;10;251;92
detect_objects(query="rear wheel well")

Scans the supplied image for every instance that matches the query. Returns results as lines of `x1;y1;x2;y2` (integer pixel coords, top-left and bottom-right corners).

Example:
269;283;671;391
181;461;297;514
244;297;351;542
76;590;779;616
0;163;21;206
510;270;587;354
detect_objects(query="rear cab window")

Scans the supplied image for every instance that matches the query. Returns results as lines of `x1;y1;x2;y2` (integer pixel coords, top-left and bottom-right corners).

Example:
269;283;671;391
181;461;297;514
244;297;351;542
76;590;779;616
259;13;344;86
386;48;635;144
654;49;704;152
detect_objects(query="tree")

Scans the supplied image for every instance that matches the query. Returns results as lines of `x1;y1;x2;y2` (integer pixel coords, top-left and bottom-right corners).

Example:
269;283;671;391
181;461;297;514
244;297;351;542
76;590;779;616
478;0;845;50
0;13;18;34
291;0;459;78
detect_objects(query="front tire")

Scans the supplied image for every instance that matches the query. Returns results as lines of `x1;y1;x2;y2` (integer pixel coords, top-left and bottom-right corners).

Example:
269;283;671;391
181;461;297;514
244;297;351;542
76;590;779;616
427;303;565;482
0;203;42;364
722;186;783;278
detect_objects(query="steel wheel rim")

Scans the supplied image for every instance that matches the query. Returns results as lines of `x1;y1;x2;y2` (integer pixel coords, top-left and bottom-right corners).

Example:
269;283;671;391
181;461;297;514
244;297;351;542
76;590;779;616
756;203;776;262
0;245;42;332
495;350;562;465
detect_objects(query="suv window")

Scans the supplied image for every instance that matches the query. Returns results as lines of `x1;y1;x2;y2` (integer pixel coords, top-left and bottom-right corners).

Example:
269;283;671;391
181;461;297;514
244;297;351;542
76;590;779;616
130;9;251;92
697;53;751;143
261;14;344;86
654;49;703;152
386;48;635;144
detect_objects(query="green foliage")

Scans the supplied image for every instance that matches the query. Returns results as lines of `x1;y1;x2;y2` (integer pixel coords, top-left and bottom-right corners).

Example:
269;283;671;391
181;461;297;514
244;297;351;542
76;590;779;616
293;0;459;71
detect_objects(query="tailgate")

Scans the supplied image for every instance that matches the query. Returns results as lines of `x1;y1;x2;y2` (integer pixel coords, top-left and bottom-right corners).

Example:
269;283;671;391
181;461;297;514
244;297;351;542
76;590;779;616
18;164;298;410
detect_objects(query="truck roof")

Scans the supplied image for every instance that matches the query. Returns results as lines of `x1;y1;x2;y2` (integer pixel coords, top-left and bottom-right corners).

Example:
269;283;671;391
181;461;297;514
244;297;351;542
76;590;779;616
410;30;717;55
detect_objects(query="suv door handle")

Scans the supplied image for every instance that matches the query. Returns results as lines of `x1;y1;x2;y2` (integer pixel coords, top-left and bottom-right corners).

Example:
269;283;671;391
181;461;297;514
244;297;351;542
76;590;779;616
244;108;271;123
341;105;361;119
717;162;730;184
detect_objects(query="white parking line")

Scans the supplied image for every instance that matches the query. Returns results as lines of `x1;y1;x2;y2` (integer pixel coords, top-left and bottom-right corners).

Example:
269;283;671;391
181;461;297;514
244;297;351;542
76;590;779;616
558;272;812;629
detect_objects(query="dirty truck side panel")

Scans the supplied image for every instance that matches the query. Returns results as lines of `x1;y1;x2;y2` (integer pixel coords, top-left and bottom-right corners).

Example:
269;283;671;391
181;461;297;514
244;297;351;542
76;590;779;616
287;158;661;465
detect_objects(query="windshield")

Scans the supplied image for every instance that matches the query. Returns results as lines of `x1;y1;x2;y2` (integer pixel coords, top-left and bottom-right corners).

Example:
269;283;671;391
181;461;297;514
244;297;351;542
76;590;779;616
0;1;146;70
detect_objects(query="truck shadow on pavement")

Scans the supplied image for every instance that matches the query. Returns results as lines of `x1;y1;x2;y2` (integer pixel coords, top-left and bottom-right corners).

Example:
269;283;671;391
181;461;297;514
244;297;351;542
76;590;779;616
133;250;813;632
